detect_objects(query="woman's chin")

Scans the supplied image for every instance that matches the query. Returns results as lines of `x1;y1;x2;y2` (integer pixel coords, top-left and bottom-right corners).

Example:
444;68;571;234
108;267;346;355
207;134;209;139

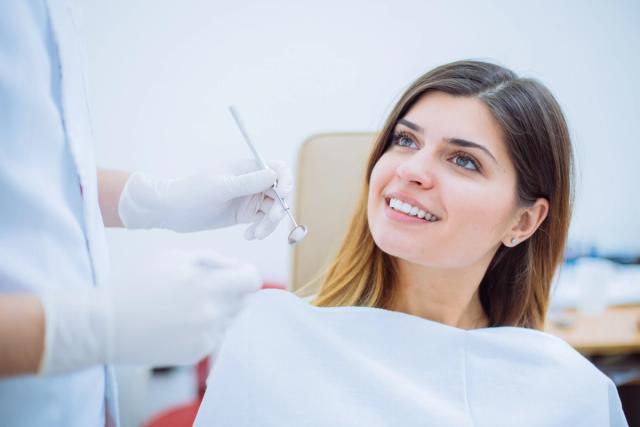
372;232;428;265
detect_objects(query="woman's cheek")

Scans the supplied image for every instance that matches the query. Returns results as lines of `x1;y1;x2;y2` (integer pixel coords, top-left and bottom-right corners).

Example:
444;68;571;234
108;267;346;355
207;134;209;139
369;157;394;200
453;186;512;240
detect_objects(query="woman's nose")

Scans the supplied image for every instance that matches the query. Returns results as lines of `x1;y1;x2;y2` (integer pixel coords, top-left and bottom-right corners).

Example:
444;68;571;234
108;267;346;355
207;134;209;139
395;151;436;189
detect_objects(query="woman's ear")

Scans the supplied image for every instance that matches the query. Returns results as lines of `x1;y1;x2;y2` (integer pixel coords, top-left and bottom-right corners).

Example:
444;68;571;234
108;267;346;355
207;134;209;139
503;198;549;247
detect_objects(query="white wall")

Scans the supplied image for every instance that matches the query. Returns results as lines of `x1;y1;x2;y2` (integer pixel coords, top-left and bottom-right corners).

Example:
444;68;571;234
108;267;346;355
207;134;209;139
77;0;640;285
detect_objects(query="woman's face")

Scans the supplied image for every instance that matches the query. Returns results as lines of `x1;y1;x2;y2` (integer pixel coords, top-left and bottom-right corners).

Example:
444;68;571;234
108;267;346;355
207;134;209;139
368;91;520;269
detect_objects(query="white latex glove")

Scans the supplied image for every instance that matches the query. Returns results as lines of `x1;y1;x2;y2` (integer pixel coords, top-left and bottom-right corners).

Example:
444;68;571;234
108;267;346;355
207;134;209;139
38;251;262;374
118;159;294;240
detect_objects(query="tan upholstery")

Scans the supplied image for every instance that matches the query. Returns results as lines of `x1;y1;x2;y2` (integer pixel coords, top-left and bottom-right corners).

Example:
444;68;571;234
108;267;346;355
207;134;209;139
290;133;377;294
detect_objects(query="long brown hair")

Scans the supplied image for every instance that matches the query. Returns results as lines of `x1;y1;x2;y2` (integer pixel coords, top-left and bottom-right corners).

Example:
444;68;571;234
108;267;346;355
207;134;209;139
312;60;574;329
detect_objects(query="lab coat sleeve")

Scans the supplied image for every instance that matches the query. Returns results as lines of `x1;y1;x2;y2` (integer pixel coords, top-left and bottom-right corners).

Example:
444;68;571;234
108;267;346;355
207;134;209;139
608;379;629;427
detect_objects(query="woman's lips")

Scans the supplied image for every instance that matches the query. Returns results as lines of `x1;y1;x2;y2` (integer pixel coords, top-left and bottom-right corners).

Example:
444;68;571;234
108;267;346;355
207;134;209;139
383;192;441;221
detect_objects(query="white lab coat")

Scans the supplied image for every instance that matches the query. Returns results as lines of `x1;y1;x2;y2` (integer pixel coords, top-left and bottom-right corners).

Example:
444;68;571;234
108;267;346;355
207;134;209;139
195;290;628;427
0;0;117;426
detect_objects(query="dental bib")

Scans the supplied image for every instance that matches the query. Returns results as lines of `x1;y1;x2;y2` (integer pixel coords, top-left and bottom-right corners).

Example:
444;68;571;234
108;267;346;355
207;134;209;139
194;290;627;427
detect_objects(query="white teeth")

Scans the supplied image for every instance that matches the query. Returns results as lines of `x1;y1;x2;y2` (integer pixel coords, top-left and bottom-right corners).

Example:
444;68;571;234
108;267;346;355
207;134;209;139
388;198;438;222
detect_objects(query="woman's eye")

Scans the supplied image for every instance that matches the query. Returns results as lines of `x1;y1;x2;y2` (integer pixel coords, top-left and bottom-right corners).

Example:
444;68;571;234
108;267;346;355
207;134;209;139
451;153;480;171
392;132;419;149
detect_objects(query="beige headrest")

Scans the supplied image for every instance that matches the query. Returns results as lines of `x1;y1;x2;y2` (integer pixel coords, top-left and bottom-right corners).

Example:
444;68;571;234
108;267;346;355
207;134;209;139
290;133;376;294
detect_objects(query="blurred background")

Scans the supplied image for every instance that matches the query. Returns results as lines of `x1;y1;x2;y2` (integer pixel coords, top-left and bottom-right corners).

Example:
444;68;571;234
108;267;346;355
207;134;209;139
68;0;639;425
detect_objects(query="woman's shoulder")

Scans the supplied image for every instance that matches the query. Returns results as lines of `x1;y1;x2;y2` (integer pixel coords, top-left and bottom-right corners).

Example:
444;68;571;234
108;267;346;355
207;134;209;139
469;324;611;386
466;326;627;424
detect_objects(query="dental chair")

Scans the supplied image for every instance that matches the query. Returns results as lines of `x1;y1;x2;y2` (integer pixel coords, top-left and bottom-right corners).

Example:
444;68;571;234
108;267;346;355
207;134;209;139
290;132;376;294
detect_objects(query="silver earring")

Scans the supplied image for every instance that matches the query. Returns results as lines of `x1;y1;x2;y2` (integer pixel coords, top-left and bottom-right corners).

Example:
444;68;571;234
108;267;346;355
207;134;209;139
510;237;518;246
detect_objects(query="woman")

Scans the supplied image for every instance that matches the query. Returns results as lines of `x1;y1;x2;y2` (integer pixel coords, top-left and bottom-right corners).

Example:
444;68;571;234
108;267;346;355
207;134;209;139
194;61;628;426
314;60;566;329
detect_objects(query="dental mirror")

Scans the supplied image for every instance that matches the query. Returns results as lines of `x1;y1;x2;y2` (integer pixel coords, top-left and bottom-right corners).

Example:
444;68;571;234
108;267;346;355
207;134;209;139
228;105;308;245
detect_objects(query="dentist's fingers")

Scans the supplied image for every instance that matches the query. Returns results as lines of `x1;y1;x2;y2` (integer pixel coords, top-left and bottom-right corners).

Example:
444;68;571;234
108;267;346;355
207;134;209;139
243;213;264;240
258;197;275;216
196;262;262;296
267;198;286;223
244;195;288;240
257;193;286;223
190;251;243;270
253;215;280;240
266;160;293;198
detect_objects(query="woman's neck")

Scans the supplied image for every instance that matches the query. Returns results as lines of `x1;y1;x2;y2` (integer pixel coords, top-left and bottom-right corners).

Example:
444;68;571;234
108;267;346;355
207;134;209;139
389;259;490;330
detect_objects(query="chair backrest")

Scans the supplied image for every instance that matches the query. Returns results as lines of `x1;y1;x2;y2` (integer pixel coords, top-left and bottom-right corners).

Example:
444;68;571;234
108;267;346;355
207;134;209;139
290;132;376;294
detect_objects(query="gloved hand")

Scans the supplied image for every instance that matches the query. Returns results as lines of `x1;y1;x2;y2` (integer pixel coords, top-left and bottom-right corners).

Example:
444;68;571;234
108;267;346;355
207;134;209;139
38;251;262;374
118;159;294;240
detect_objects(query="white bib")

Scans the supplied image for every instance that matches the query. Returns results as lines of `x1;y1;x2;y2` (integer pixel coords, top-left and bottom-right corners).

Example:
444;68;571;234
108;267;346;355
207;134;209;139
195;290;627;427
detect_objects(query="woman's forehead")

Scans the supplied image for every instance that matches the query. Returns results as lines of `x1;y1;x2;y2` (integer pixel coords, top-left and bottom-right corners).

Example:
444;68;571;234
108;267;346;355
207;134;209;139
401;92;506;154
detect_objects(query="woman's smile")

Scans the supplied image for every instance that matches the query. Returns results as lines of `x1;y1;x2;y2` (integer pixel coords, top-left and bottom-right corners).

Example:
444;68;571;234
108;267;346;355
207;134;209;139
383;194;441;224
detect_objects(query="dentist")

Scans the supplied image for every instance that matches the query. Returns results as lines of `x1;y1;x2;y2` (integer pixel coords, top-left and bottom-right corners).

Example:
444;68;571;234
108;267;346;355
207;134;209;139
0;1;292;426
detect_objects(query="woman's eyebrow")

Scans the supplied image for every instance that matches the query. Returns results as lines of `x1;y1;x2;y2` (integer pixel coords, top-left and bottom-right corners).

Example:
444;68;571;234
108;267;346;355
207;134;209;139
398;118;423;132
397;118;498;164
